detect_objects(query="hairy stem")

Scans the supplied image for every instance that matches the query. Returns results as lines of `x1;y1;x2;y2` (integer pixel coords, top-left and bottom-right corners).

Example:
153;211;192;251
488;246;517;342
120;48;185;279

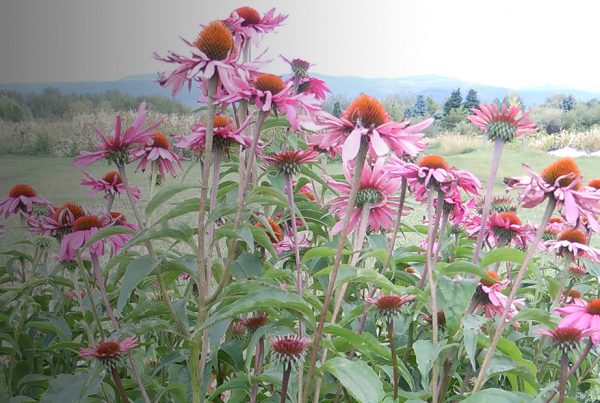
303;140;368;402
111;367;130;403
90;253;119;330
472;138;504;264
472;198;556;392
250;336;264;403
387;320;399;400
280;362;292;403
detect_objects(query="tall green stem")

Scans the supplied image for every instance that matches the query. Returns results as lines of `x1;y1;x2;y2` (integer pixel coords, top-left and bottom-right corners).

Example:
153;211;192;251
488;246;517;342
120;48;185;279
472;198;556;392
302;140;369;402
472;139;504;263
387;320;399;400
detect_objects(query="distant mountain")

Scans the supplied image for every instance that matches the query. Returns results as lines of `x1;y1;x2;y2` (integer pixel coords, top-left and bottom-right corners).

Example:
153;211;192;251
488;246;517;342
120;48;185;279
2;73;600;107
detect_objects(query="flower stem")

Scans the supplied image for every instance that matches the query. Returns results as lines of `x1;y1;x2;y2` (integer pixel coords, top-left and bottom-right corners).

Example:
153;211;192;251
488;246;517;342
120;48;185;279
111;367;130;403
387;320;399;400
285;174;304;317
558;353;569;403
424;189;441;403
472;198;556;392
472;139;505;264
303;139;369;402
250;336;264;403
90;253;119;330
280;362;292;403
117;164;188;336
544;340;593;403
552;258;570;307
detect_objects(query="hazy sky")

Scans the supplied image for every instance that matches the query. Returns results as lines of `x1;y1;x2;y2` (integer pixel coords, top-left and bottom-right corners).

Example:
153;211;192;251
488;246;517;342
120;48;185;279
2;0;599;90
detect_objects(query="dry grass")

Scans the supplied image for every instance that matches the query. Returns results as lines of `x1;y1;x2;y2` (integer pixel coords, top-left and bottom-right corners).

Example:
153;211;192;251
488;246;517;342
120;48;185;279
428;133;484;155
528;126;600;153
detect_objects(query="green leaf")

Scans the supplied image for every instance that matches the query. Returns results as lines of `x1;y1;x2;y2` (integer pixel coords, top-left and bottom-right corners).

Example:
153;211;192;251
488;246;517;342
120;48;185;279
40;370;101;403
413;340;443;388
438;260;492;280
323;357;385;403
145;183;200;216
155;197;199;223
81;225;134;250
197;287;314;333
463;388;530;403
438;276;476;332
463;315;486;370
231;253;264;280
479;247;527;269
116;255;160;315
261;116;290;131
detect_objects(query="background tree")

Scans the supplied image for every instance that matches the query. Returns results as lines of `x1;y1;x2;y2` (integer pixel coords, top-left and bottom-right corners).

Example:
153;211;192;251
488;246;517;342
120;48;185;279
332;101;343;117
411;95;427;116
443;88;462;115
426;96;438;115
463;89;480;110
559;95;575;112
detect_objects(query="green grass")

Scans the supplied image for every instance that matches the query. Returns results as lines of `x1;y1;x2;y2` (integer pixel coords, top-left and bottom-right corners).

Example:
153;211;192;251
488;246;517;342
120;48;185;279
1;148;598;245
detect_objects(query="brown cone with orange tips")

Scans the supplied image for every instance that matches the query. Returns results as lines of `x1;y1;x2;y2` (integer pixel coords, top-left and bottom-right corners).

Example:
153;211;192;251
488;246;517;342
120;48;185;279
193;21;234;61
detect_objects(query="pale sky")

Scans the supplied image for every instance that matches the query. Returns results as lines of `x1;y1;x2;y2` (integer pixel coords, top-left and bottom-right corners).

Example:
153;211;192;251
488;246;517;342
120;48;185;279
1;0;599;90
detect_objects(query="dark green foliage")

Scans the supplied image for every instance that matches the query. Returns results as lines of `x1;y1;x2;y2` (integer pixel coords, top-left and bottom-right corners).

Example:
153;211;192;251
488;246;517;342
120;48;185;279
332;101;343;118
443;88;462;115
463;89;480;110
410;95;427;116
559;94;575;111
0;88;191;120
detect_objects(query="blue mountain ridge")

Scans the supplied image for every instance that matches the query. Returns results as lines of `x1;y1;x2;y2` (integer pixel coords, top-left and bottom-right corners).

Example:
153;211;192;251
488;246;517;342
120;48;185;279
1;73;599;107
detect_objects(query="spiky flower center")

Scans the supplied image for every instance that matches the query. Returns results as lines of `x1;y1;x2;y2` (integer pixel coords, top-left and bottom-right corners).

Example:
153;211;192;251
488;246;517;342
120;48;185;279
255;74;285;94
489;195;517;213
269;151;309;175
343;94;388;127
110;212;127;225
151;132;170;149
418;155;449;170
290;58;311;78
52;202;85;222
588;179;600;189
374;295;405;311
548;327;586;353
96;341;121;359
8;184;37;198
487;120;517;142
242;313;268;332
586;299;600;315
549;217;563;224
356;187;383;208
557;229;587;245
566;289;581;299
498;212;521;226
569;265;587;276
541;157;581;188
300;189;316;201
193;21;234;61
236;6;261;26
256;218;283;243
481;270;501;287
102;171;122;184
213;115;230;128
271;335;309;365
73;216;103;231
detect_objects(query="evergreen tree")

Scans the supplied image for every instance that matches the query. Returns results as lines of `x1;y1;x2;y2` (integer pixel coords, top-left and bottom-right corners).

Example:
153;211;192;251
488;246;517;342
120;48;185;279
559;95;575;112
443;88;462;115
412;95;427;116
332;101;342;118
426;96;438;115
463;89;480;110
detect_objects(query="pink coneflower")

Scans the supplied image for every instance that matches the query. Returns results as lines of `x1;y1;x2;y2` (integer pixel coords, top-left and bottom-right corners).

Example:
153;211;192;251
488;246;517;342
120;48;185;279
387;154;481;201
224;7;287;46
569;264;588;276
474;271;525;323
31;202;85;238
131;132;182;178
241;313;268;332
59;214;130;260
537;326;594;354
299;184;317;202
256;217;284;243
468;103;536;142
231;320;247;338
0;184;49;218
315;95;432;162
80;337;137;369
64;290;85;300
471;212;533;248
366;294;415;321
555;299;600;345
547;217;567;235
270;335;310;365
109;212;138;231
562;289;585;306
175;114;253;155
544;229;600;262
274;232;310;255
261;149;319;175
505;158;600;232
218;73;320;131
281;56;330;100
327;158;401;235
80;171;140;200
75;102;162;168
155;21;246;97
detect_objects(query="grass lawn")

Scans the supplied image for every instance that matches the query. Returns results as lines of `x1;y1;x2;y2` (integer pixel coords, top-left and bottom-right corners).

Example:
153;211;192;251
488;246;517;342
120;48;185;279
1;147;598;246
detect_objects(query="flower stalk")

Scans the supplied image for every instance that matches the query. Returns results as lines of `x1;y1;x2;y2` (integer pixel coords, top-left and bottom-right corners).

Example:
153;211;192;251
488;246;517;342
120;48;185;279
472;197;556;392
303;139;368;402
